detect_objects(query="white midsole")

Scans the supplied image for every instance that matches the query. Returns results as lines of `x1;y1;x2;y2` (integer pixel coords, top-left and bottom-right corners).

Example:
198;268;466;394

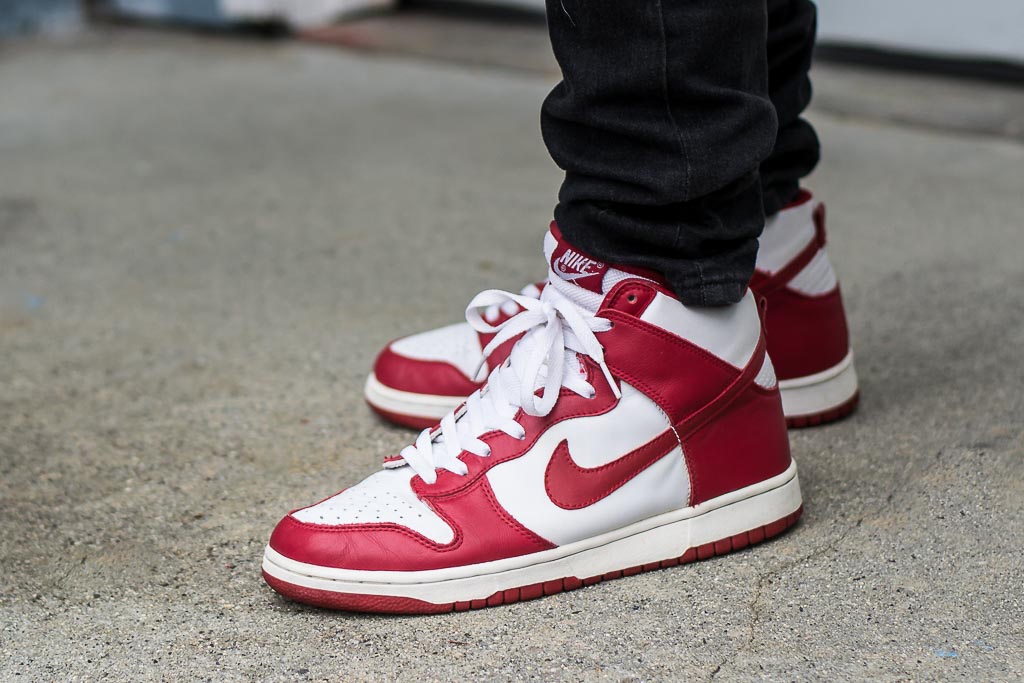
364;373;464;420
777;350;858;419
262;461;801;604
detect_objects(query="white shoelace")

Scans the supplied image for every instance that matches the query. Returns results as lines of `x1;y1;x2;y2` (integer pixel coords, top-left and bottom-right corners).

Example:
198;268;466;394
392;286;621;485
482;282;542;323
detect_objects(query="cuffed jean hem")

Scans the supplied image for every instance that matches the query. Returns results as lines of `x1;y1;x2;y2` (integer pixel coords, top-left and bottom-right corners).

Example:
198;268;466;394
762;179;802;218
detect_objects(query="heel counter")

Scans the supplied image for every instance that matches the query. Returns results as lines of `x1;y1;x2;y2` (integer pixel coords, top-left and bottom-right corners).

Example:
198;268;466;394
764;285;851;381
681;385;792;506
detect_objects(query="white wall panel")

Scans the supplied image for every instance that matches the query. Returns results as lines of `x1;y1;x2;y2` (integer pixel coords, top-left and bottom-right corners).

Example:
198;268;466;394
438;0;1024;65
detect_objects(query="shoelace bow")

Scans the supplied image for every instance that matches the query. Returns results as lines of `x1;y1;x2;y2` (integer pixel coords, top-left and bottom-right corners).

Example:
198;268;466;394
392;287;621;485
482;282;541;324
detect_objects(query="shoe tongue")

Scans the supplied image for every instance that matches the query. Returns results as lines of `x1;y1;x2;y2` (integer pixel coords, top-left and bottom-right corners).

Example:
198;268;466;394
546;224;609;294
544;223;638;314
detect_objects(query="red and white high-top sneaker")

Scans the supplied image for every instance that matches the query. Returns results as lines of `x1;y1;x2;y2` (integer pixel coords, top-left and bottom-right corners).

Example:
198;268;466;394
364;282;543;429
752;190;859;425
263;227;802;614
364;190;857;429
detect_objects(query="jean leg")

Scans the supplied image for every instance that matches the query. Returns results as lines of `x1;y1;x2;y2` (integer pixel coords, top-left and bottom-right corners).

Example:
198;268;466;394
762;0;820;216
541;0;777;306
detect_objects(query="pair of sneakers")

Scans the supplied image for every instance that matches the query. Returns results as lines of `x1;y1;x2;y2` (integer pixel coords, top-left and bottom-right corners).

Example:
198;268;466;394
262;191;858;614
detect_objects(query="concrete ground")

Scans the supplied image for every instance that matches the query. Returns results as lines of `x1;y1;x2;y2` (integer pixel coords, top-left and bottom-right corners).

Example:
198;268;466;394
1;27;1022;682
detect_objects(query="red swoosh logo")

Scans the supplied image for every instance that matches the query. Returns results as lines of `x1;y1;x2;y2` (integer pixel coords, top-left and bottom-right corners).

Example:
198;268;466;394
544;429;680;510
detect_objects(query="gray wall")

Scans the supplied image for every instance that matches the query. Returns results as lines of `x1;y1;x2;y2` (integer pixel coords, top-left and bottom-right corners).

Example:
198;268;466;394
438;0;1024;66
817;0;1024;64
0;0;83;37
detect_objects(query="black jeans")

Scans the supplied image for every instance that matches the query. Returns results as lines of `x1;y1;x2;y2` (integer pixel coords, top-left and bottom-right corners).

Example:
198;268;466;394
542;0;819;306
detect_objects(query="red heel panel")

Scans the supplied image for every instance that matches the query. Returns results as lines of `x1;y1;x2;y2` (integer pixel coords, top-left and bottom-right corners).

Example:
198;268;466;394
681;386;792;506
763;286;850;381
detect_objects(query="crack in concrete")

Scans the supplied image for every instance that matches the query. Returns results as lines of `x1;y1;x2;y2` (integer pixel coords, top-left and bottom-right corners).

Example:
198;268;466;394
708;516;865;680
708;443;925;681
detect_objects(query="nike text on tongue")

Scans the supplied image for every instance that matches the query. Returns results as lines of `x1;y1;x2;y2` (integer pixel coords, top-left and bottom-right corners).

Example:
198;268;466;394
549;232;608;294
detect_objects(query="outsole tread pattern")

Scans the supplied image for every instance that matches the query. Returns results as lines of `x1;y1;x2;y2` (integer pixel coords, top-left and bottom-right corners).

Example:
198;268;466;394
263;505;804;615
784;392;859;429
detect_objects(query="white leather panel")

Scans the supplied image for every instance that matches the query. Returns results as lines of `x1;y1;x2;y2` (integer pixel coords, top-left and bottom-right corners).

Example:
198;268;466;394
754;354;778;390
787;249;838;296
292;468;456;544
486;382;690;547
757;199;816;273
389;322;486;382
639;290;760;370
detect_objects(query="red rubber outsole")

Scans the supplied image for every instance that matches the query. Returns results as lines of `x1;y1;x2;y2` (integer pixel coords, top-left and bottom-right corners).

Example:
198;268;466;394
784;391;859;429
262;505;803;615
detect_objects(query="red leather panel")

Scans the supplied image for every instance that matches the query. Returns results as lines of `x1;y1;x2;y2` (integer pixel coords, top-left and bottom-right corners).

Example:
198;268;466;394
597;308;740;426
602;279;665;317
762;286;850;380
373;345;482;397
544;429;679;510
269;477;555;572
680;385;791;505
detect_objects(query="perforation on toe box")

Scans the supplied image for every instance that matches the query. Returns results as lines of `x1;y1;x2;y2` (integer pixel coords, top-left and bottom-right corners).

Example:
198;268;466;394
291;468;455;544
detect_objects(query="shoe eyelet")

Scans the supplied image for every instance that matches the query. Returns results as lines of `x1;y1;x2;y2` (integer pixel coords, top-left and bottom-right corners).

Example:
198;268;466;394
626;293;637;303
